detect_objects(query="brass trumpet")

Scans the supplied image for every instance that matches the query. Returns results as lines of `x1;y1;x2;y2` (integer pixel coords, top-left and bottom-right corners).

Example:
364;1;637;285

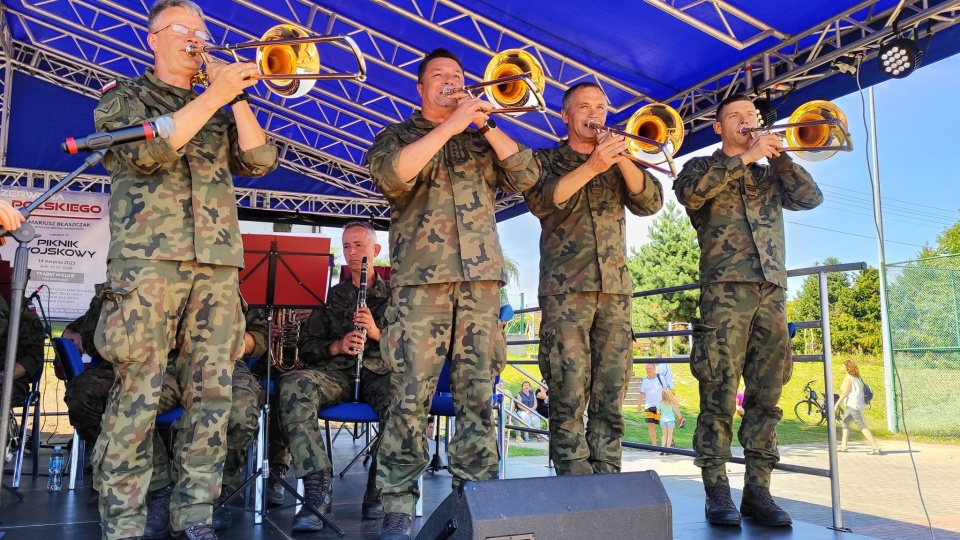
443;49;546;115
738;100;853;161
186;23;367;98
587;103;685;177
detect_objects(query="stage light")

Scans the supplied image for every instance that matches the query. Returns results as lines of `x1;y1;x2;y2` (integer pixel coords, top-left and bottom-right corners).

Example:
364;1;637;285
878;37;922;79
753;97;777;128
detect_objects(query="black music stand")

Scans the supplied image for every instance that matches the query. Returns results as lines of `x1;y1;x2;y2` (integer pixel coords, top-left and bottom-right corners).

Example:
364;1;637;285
217;233;343;536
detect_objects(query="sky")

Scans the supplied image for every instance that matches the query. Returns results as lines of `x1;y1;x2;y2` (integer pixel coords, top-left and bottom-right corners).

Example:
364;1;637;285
245;51;960;308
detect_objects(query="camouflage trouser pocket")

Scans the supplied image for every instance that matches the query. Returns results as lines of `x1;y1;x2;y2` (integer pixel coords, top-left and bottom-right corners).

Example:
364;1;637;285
783;347;794;385
491;323;507;377
93;279;140;364
537;327;556;384
689;318;719;383
380;305;405;374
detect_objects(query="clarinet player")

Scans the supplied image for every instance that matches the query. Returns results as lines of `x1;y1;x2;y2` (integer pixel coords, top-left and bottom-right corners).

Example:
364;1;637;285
276;221;393;532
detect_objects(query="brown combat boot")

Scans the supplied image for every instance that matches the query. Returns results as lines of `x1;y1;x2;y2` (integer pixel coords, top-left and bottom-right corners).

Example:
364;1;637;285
290;469;333;533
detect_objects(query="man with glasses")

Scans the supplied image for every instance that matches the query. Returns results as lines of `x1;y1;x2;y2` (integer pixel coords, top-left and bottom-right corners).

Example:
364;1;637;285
90;1;277;539
524;81;662;477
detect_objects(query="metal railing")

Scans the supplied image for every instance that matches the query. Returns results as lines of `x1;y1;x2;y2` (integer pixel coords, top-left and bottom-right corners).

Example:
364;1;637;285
501;261;867;530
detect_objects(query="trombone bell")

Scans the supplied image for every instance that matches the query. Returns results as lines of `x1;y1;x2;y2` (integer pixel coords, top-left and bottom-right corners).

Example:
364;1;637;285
185;23;367;98
625;104;684;157
256;25;320;98
482;49;546;114
784;100;851;161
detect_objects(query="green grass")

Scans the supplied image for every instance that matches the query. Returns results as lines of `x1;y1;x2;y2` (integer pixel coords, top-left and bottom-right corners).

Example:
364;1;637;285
500;352;902;451
507;446;548;458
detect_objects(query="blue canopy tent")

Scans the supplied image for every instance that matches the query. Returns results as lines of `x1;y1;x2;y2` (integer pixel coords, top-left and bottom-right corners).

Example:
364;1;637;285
2;0;959;227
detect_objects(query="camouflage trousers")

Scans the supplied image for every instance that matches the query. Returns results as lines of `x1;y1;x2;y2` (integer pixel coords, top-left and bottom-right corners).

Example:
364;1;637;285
92;260;244;540
538;292;633;476
156;360;266;491
65;362;179;493
376;281;501;515
279;367;391;490
691;282;791;489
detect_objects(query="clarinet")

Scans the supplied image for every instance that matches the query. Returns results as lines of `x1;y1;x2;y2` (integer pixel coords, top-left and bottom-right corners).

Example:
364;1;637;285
354;256;368;401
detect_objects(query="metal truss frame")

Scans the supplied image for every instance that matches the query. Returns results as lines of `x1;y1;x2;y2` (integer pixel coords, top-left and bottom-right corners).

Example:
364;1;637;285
3;0;960;220
667;0;960;134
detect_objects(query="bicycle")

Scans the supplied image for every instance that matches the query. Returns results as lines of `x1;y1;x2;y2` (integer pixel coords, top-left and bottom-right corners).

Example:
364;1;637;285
794;380;843;426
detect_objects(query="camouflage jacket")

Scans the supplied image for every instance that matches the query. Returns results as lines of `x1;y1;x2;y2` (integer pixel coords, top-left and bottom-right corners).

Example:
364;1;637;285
0;296;46;398
298;273;391;374
526;141;664;296
94;70;279;267
674;149;823;288
366;111;540;287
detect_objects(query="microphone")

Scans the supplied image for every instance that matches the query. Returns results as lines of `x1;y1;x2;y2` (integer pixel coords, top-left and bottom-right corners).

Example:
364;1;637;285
28;285;44;300
62;116;176;154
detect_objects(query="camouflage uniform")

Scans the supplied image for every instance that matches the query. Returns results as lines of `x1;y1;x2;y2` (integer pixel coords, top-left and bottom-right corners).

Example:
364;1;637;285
72;304;268;493
91;69;278;539
0;295;46;409
366;111;539;514
278;273;391;489
674;149;822;489
526;141;662;475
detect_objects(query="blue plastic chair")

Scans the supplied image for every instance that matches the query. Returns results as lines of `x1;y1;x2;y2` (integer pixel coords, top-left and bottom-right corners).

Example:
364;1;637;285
317;401;380;477
52;337;88;489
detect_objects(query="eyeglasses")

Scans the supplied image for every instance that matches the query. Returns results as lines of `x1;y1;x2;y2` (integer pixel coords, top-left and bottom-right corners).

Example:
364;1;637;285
152;23;212;43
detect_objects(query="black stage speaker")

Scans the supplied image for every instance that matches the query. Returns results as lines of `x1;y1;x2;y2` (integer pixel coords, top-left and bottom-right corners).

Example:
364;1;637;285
414;470;672;540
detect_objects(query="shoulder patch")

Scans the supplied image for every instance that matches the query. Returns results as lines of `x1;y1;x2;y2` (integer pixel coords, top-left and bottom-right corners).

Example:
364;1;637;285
95;96;123;121
101;80;118;94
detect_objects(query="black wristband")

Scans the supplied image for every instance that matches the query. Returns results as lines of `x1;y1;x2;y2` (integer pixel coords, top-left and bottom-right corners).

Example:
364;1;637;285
228;90;251;107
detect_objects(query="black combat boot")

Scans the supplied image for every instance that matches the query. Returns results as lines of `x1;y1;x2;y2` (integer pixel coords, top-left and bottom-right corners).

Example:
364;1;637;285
704;484;741;526
740;484;793;526
211;488;232;531
172;524;217;540
378;512;412;540
362;466;384;519
291;469;333;533
143;484;173;539
267;464;287;506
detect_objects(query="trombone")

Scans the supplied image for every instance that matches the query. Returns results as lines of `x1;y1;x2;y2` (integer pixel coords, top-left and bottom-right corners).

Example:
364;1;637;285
739;100;853;161
443;49;546;115
186;23;367;99
588;103;685;177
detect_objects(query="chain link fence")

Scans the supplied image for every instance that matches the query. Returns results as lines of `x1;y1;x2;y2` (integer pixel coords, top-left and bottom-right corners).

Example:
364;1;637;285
886;253;960;437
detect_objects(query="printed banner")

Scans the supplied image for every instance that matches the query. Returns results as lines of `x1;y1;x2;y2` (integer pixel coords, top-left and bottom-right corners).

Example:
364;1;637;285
0;187;109;320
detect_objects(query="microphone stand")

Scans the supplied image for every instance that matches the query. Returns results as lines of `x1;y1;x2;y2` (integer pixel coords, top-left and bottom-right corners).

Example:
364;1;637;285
0;150;106;505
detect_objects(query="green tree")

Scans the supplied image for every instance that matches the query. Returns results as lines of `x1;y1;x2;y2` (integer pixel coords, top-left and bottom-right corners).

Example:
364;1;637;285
918;220;960;258
625;201;700;355
786;258;881;356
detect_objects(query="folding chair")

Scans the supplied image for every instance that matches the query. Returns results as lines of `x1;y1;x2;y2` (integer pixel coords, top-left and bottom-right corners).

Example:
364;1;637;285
10;359;43;488
317;402;379;478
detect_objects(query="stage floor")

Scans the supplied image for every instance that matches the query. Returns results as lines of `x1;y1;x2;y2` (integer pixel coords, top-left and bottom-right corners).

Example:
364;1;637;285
0;432;951;540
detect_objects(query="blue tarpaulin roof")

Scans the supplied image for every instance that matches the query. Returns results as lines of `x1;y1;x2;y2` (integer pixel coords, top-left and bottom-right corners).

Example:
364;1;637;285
2;0;960;225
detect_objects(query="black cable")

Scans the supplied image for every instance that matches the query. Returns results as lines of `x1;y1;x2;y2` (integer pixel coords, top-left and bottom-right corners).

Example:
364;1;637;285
893;361;937;540
857;54;937;540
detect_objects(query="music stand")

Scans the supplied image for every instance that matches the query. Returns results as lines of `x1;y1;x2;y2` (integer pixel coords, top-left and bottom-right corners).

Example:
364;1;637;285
217;233;343;536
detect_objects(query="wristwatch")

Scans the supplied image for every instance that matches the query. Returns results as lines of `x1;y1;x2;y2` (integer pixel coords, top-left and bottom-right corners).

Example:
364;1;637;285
228;90;251;107
478;119;497;135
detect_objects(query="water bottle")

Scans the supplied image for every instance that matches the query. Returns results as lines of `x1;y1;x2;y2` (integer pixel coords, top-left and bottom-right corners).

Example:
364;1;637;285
48;445;64;492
